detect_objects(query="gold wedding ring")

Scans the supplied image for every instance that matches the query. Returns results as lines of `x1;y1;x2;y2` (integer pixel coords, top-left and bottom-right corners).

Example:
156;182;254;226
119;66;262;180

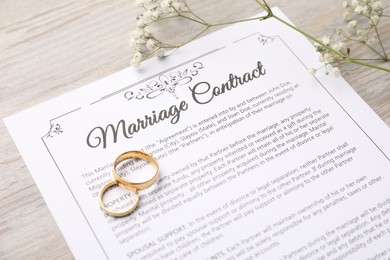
113;151;159;190
98;179;140;217
98;150;159;217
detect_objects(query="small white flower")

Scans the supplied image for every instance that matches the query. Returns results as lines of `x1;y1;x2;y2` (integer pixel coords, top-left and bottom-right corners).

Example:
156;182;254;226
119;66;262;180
342;1;349;8
333;41;346;51
160;0;172;10
322;35;331;45
152;10;161;19
371;15;380;25
133;52;143;61
351;0;359;7
143;10;153;20
172;2;185;10
137;18;146;27
324;53;334;63
147;2;159;10
343;11;352;20
365;36;376;44
335;28;343;35
143;28;151;38
356;29;364;35
332;67;341;77
156;48;166;57
146;39;156;50
131;28;145;38
348;20;358;29
362;5;371;16
313;42;322;51
354;5;363;14
135;0;145;7
372;1;382;11
309;68;317;75
128;38;139;51
131;52;143;67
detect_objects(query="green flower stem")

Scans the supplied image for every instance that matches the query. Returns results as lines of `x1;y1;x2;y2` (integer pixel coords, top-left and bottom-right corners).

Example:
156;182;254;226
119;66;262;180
255;0;272;12
347;58;390;71
339;30;388;61
362;41;389;60
170;4;209;25
208;15;271;27
183;3;208;24
177;13;208;25
170;25;211;48
159;9;272;47
372;23;389;60
351;58;386;61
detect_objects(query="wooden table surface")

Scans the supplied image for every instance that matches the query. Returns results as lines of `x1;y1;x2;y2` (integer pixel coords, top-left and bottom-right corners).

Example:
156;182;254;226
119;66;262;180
1;0;389;259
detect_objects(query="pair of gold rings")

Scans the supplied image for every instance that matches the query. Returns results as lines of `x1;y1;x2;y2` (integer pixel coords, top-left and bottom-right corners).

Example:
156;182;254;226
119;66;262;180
98;151;159;217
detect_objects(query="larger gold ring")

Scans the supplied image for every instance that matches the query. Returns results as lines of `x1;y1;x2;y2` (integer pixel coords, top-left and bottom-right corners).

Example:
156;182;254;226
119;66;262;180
112;150;159;190
98;179;140;217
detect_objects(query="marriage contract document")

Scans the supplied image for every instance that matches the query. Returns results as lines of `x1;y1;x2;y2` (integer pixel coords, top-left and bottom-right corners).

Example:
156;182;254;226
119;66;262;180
5;8;390;260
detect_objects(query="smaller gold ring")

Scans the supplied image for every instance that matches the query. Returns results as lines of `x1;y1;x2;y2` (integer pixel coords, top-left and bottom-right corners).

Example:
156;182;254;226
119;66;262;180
112;151;159;190
98;179;140;217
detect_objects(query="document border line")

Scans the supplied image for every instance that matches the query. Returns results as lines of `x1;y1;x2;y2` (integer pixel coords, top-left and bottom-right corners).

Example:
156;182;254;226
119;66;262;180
40;32;390;258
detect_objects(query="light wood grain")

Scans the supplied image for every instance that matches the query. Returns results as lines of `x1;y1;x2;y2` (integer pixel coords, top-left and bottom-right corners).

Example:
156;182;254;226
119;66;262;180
1;0;389;258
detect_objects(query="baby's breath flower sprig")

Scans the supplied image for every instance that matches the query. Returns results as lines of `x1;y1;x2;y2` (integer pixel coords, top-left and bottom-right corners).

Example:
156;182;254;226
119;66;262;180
130;0;390;75
309;0;390;76
129;0;271;67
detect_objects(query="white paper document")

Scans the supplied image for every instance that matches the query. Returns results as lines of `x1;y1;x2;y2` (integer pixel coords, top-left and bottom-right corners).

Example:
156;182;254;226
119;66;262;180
5;8;390;260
